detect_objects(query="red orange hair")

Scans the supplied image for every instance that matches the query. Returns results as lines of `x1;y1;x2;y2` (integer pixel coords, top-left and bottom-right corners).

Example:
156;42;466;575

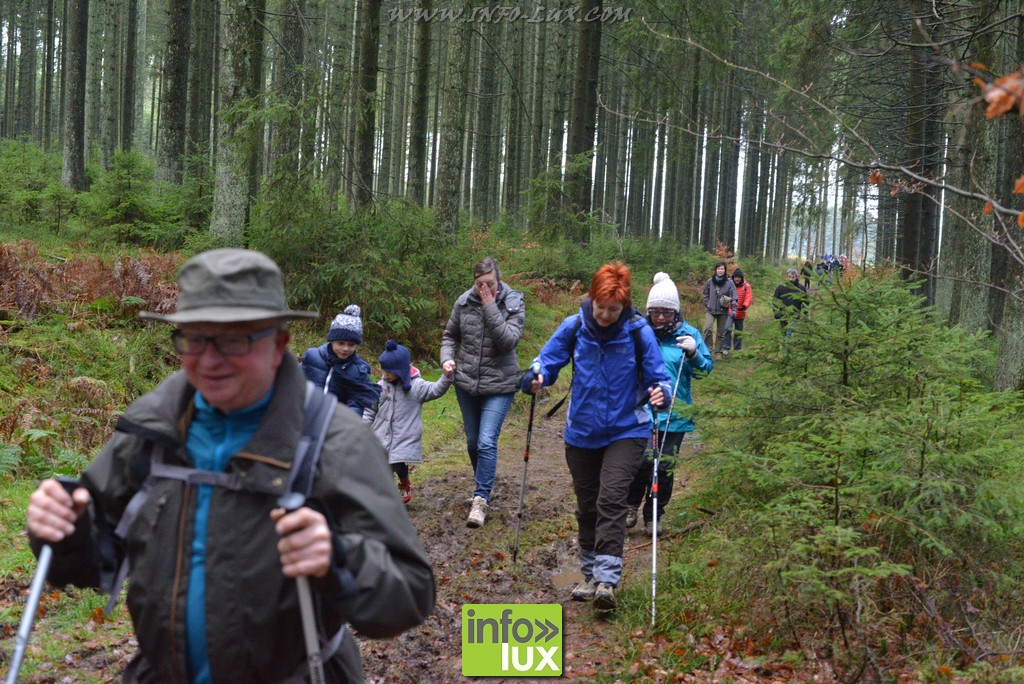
588;261;632;305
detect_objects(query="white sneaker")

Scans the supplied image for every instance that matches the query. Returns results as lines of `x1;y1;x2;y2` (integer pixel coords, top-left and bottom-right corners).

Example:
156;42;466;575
467;496;488;528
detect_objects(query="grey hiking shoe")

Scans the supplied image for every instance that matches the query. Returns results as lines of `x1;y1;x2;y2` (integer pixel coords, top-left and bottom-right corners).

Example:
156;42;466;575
625;506;639;529
571;578;597;601
467;496;488;528
594;582;616;611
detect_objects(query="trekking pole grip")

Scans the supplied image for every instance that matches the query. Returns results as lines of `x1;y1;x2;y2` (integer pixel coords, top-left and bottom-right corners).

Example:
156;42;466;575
276;493;326;684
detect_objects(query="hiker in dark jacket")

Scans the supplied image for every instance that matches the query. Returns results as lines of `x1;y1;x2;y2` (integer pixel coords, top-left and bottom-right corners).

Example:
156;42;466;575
701;261;737;356
302;305;381;417
522;262;671;612
440;257;525;529
26;249;434;684
773;268;808;336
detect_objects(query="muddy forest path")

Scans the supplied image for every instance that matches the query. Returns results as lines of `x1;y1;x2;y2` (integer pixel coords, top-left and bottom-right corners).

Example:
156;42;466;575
358;388;705;684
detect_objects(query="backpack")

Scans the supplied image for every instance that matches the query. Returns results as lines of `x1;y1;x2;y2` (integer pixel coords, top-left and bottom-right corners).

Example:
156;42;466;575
545;312;647;419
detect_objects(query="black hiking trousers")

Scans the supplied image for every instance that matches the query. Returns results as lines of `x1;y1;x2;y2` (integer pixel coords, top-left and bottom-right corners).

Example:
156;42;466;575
626;430;685;523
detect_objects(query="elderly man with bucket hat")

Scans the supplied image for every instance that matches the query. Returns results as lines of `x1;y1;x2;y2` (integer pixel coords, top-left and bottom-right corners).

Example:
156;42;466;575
25;249;434;683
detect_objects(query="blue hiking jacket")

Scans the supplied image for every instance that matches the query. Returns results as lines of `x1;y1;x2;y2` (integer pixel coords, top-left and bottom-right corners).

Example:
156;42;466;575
533;306;671;449
650;319;713;434
301;343;381;416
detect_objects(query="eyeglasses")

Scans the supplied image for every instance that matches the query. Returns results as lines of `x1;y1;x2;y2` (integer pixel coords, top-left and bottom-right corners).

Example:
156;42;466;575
647;309;676;319
171;326;278;356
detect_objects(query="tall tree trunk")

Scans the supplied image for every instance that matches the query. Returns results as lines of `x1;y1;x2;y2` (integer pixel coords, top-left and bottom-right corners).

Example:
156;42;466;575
157;0;192;181
937;1;994;325
472;22;501;222
186;0;217;172
100;0;119;166
16;0;37;138
995;9;1024;391
529;16;547;181
119;0;137;151
377;16;396;197
210;0;260;244
565;0;601;223
271;0;305;178
353;0;381;209
406;0;430;205
85;0;101;151
39;0;55;148
717;84;741;251
700;89;721;251
61;0;87;190
503;21;525;217
434;0;471;232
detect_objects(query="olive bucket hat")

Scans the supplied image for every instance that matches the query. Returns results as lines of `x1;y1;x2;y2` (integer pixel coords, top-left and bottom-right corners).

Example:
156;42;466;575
139;248;318;324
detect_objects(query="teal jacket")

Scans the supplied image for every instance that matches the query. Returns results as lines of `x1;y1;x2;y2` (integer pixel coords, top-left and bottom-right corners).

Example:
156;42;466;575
649;319;713;433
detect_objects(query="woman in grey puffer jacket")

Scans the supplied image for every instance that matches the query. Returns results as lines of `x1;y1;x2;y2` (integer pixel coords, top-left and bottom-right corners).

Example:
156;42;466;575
440;257;525;529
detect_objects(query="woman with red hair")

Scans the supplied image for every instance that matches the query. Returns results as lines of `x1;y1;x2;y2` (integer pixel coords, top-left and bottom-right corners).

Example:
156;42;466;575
522;262;670;612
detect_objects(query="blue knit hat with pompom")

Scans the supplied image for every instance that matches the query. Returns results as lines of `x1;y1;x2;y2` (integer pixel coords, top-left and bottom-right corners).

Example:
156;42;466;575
327;304;363;344
379;340;412;391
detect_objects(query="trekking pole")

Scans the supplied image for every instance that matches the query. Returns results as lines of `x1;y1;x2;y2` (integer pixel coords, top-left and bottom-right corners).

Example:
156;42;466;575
7;478;80;684
651;349;688;628
277;492;326;684
5;545;53;684
512;362;540;565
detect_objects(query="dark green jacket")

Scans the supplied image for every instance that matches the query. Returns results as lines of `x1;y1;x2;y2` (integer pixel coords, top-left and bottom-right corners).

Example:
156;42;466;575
37;354;434;683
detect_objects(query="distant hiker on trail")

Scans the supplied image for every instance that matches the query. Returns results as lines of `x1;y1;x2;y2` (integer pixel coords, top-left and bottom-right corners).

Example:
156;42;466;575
522;262;671;612
626;272;713;533
440;256;525;529
302;304;381;417
701;261;737;357
724;268;753;353
364;340;454;505
25;249;434;683
801;260;814;290
773;268;808;336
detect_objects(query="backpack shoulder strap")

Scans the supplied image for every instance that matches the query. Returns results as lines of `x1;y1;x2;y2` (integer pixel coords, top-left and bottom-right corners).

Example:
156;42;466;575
287;383;338;498
629;313;647;393
545;315;583;419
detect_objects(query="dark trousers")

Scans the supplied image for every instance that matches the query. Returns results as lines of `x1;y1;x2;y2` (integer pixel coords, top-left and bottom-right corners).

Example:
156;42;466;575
627;431;685;522
391;462;409;480
724;318;745;351
565;438;646;559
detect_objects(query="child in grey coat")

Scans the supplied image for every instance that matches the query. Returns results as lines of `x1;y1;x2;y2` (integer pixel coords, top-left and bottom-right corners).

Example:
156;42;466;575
364;340;454;503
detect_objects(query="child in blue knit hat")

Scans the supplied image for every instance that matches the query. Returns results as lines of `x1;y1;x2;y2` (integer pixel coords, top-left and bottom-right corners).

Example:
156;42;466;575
301;304;381;416
364;340;454;504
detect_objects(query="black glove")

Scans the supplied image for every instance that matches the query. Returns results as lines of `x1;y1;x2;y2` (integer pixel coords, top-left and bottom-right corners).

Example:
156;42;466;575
519;363;541;394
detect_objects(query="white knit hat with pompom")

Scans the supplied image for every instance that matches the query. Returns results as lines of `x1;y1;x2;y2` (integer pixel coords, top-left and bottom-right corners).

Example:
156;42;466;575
645;272;680;312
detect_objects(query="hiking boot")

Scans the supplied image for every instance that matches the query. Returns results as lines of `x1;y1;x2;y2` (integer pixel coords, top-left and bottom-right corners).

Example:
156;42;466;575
594;582;616;611
467;496;488;528
625;506;639;529
398;477;412;505
644;520;654;535
570;578;597;601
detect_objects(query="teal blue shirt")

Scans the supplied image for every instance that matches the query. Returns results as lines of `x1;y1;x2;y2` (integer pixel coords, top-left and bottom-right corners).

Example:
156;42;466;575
184;390;272;684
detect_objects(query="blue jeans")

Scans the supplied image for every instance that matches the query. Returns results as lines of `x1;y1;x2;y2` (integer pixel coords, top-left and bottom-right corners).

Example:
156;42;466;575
455;388;514;502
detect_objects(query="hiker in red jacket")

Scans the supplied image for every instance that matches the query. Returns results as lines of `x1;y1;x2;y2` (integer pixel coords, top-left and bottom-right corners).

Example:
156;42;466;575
724;268;753;353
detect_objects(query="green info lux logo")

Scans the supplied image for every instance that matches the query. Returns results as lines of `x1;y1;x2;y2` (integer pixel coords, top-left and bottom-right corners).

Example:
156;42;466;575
462;604;562;677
